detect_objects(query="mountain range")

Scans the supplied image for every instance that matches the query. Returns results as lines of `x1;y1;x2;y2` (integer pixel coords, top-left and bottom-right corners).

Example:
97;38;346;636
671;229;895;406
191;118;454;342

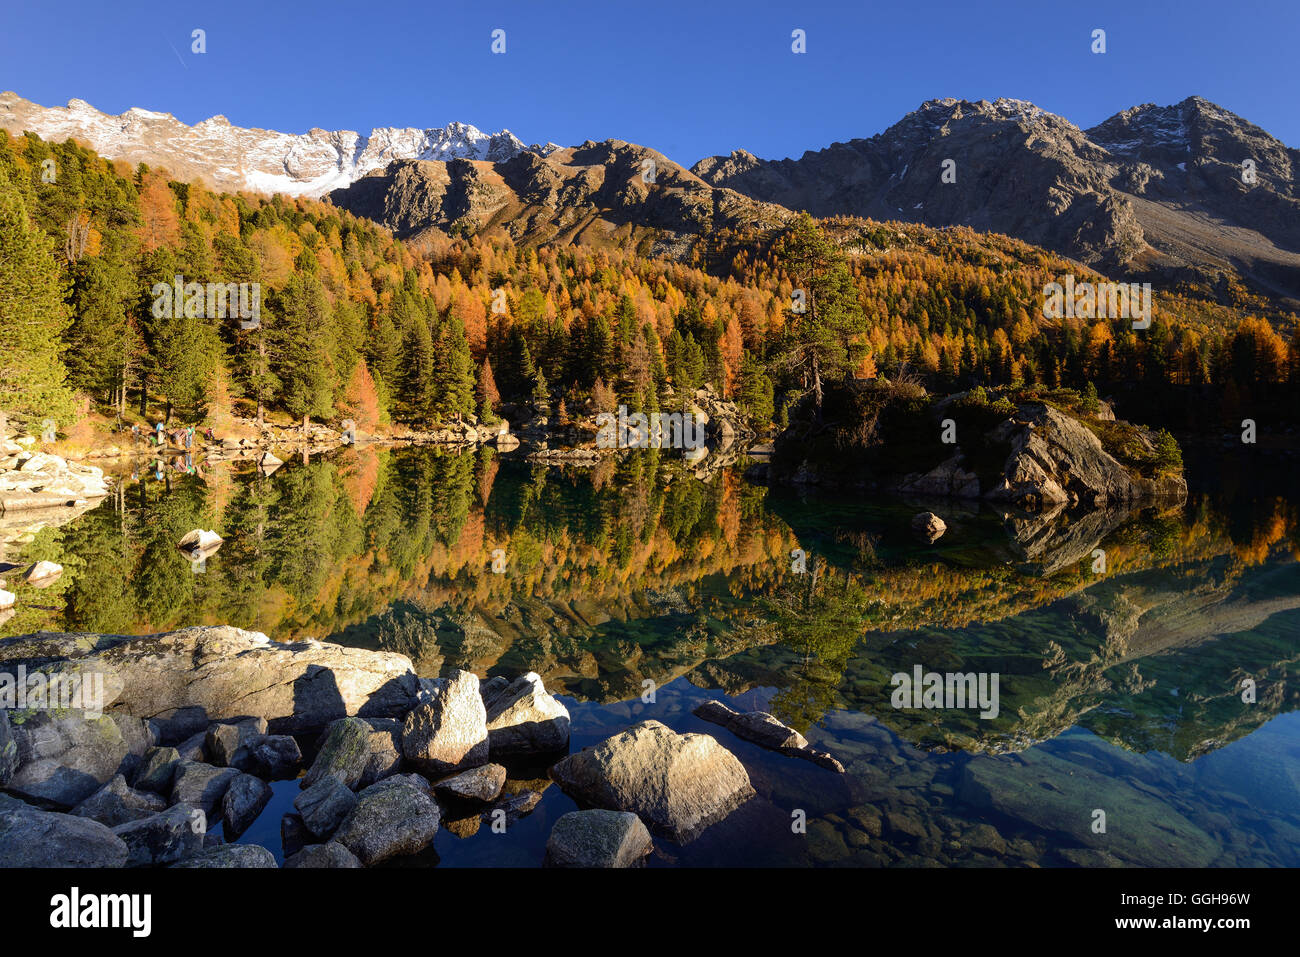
3;91;1297;302
0;90;558;197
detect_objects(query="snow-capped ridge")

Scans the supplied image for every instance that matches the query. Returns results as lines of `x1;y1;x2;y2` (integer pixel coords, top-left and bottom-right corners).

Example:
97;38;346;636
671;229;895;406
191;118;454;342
0;92;546;197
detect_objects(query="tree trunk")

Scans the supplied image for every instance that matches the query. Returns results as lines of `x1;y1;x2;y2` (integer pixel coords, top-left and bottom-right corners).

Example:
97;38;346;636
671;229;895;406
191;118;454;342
812;353;824;424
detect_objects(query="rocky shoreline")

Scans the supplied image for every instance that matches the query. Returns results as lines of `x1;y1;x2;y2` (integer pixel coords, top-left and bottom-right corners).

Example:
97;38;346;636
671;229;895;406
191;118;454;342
0;625;837;868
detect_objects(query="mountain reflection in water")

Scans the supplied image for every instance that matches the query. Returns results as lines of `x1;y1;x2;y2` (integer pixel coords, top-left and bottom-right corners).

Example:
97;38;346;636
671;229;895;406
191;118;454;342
3;444;1297;867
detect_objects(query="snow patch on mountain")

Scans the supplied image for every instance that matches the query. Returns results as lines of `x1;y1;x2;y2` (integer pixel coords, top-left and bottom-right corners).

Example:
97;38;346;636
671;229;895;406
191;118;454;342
0;91;556;197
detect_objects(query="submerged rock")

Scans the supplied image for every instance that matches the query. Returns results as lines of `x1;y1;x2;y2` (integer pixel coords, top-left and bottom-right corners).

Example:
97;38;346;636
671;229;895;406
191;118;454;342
692;700;845;773
549;720;755;843
959;749;1220;867
545;809;654;868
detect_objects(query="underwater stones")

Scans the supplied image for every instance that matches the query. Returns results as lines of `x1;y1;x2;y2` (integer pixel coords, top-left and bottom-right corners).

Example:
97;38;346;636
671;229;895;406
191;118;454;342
960;749;1220;867
545;809;653;868
549;720;755;843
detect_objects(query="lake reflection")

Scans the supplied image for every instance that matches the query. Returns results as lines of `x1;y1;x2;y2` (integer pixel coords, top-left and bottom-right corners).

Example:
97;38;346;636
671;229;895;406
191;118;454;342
3;445;1298;867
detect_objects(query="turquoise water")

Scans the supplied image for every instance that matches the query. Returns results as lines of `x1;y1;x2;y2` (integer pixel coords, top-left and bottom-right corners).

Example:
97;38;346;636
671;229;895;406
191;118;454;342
3;445;1297;866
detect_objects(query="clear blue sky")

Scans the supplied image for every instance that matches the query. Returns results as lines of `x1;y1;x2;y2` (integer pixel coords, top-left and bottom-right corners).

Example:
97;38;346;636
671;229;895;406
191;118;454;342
2;0;1296;165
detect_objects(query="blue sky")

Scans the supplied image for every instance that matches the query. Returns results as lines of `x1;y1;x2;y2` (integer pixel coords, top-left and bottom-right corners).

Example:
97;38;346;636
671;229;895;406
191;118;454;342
3;0;1296;164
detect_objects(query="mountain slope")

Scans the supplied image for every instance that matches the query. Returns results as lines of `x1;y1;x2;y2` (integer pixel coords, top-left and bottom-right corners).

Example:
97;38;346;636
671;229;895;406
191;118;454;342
0;91;558;197
329;139;792;255
692;96;1300;301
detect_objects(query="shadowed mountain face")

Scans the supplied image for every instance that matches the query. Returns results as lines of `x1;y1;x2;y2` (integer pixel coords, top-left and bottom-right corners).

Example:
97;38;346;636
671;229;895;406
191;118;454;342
328;140;791;255
692;97;1300;302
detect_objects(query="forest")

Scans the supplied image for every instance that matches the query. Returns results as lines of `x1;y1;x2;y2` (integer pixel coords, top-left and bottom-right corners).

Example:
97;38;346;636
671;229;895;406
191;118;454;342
1;128;1298;441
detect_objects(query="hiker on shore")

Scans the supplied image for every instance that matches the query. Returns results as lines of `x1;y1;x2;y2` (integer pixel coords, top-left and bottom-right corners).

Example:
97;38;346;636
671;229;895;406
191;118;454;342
155;421;164;446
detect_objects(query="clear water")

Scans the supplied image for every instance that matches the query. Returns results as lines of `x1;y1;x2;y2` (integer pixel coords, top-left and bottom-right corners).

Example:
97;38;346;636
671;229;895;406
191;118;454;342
3;445;1297;867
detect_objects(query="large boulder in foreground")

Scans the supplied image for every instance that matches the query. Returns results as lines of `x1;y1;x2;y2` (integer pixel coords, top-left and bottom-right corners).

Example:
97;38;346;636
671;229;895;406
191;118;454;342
401;670;488;776
482;672;571;756
0;800;129;867
333;777;441;866
549;720;755;843
545;809;653;868
0;626;421;734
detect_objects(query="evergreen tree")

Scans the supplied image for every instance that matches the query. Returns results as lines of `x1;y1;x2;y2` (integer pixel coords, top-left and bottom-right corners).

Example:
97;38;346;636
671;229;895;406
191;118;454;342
0;166;76;424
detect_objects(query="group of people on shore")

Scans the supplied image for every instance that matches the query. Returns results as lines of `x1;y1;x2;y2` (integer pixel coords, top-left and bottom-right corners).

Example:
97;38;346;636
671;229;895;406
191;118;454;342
125;421;215;449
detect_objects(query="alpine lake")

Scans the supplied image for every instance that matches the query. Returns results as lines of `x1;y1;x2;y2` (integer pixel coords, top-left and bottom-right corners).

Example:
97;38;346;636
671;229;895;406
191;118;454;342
2;440;1297;868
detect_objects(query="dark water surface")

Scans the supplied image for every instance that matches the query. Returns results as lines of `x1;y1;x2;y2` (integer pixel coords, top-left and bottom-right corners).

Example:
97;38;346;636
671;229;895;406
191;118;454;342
3;444;1297;867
